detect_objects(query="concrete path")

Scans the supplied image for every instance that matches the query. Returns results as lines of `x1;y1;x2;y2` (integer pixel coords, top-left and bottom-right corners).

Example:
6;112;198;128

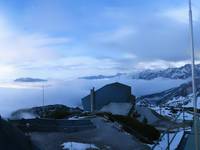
31;117;150;150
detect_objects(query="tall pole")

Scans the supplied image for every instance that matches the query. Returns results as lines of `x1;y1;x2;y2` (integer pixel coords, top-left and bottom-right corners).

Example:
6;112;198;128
42;85;45;118
42;85;44;107
188;0;199;149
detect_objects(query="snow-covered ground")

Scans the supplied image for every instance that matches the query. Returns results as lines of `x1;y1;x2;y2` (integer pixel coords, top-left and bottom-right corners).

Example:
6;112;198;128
162;93;200;109
151;131;184;150
67;116;87;120
183;96;200;108
61;142;98;150
150;105;193;121
100;102;132;115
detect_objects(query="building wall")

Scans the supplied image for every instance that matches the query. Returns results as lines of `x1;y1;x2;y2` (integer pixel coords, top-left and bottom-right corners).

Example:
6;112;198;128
82;83;134;111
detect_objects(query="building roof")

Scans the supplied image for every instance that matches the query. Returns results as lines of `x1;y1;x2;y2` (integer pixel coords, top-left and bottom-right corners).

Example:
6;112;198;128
82;82;131;100
100;82;131;89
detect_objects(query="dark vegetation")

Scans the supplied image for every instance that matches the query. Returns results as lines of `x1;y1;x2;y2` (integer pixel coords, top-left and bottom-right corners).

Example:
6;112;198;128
11;104;83;119
0;118;32;150
43;108;72;119
96;112;160;144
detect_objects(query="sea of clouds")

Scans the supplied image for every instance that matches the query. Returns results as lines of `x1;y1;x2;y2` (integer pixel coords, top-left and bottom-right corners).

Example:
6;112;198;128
0;77;187;117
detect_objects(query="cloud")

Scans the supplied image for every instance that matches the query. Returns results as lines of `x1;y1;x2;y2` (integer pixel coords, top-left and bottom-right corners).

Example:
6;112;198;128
0;14;71;64
0;33;70;63
0;64;17;80
161;5;200;24
96;26;136;43
1;0;200;82
14;77;47;83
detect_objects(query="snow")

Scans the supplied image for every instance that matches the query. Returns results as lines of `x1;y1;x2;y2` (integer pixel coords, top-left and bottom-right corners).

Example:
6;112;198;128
151;106;193;121
61;142;98;150
136;106;160;124
67;116;86;120
152;131;184;150
163;93;200;109
100;102;132;115
166;96;189;107
176;111;193;121
151;106;171;117
183;96;200;108
170;131;184;149
11;112;37;119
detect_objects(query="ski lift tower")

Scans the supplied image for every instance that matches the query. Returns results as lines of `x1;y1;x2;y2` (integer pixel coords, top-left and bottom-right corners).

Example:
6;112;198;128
188;0;199;150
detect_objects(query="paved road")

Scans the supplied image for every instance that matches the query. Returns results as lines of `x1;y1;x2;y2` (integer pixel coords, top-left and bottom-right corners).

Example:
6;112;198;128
30;117;150;150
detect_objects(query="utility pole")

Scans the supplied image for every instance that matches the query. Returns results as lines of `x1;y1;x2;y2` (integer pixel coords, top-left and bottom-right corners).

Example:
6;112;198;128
188;0;199;149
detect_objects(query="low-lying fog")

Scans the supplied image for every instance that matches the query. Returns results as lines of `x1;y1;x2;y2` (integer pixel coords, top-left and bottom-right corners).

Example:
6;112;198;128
0;77;186;117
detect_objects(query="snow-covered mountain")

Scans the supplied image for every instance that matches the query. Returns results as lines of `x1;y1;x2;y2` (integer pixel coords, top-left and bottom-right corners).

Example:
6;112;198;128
137;78;200;106
133;64;200;80
80;64;200;81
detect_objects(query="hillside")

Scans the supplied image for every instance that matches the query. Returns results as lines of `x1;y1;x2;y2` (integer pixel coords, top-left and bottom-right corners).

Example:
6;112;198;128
11;104;83;119
133;64;200;80
137;78;200;106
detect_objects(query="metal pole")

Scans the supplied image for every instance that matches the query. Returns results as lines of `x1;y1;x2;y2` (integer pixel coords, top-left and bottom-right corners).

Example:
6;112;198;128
188;0;199;149
167;132;170;150
42;85;45;118
42;85;44;106
183;107;186;133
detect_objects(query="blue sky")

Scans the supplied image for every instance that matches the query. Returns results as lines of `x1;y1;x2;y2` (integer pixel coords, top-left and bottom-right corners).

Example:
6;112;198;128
0;0;200;81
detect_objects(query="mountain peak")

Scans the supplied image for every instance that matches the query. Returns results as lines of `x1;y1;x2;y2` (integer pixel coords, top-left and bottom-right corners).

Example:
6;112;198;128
133;64;200;80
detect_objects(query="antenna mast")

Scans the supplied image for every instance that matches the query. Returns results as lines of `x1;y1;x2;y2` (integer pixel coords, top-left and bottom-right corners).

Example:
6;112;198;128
188;0;199;149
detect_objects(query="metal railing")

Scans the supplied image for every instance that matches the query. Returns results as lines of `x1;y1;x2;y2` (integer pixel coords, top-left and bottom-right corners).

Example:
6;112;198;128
151;109;190;150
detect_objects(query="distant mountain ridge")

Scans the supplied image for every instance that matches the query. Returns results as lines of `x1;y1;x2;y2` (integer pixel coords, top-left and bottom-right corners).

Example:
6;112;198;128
80;64;200;81
79;73;125;80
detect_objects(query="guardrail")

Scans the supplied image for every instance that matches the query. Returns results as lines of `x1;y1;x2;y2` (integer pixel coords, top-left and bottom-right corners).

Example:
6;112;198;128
151;108;191;150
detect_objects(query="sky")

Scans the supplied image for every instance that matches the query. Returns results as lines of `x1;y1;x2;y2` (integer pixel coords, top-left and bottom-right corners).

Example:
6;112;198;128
0;0;200;81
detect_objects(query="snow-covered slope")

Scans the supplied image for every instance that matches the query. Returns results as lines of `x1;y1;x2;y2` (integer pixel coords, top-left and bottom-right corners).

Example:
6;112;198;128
137;78;200;106
100;103;132;115
80;64;200;81
133;64;200;80
135;106;161;124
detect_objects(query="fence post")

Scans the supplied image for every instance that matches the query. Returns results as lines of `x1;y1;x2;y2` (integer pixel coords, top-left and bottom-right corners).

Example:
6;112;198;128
167;132;170;150
160;106;162;115
183;107;185;133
